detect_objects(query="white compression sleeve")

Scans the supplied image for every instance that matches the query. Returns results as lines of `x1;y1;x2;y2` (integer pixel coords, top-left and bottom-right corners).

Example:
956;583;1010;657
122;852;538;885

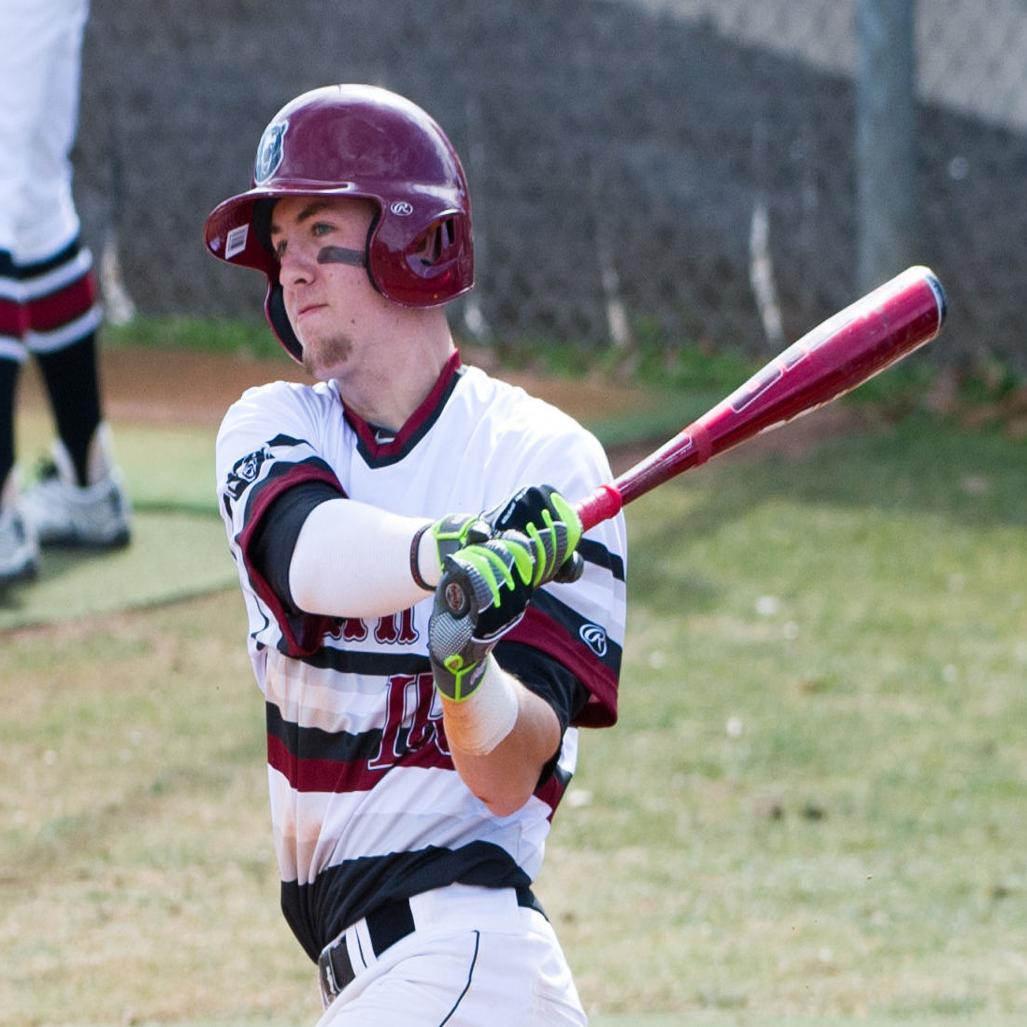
289;498;432;618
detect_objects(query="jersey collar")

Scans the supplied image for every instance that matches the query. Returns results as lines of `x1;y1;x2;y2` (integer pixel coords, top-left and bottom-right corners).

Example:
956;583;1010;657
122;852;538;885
343;350;464;467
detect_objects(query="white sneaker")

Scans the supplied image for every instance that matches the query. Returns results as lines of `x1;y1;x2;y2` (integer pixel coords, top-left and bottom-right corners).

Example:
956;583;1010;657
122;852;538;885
21;424;132;549
0;471;40;586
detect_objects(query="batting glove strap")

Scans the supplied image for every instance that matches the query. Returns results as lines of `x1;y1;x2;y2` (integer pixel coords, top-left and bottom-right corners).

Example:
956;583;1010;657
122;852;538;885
413;512;492;591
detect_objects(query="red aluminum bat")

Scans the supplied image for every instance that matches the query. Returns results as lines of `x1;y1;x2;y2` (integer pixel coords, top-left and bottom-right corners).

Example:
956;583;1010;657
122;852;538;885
576;265;947;531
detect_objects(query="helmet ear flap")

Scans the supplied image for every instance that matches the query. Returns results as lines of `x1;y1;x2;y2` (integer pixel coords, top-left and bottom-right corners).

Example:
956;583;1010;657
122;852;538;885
266;281;304;363
252;199;277;256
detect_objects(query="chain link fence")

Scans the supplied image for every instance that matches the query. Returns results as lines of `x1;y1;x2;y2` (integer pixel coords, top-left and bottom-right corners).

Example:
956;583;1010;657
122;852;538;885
76;0;1026;371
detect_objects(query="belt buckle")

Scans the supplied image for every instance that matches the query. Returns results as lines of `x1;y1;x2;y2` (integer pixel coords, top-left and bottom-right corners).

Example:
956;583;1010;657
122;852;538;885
318;938;342;1004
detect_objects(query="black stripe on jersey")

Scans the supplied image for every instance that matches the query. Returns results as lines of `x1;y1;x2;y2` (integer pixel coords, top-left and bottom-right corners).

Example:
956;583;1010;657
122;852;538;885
530;589;623;676
578;537;626;582
266;701;383;764
281;842;532;962
266;432;310;448
298;646;432;677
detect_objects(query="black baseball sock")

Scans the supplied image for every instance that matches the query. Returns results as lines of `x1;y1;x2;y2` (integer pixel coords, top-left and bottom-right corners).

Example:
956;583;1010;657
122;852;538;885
0;358;20;494
34;333;103;487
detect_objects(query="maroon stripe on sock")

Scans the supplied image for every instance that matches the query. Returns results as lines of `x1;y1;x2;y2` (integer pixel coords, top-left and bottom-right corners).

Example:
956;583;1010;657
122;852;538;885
27;273;97;333
0;296;28;338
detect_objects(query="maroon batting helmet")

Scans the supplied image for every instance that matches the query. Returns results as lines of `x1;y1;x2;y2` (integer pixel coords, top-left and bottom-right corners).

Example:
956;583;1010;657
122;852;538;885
204;84;474;362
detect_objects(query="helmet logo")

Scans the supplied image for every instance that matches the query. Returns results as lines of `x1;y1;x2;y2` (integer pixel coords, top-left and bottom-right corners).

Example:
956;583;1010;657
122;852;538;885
390;200;414;216
254;120;288;185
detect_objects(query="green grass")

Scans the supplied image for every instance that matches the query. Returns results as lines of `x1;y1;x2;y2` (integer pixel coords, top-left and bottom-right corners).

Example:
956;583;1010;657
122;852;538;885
106;315;281;360
1;411;1025;1024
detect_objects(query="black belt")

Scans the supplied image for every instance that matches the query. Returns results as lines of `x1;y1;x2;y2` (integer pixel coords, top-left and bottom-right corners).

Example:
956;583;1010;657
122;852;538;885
318;887;544;1004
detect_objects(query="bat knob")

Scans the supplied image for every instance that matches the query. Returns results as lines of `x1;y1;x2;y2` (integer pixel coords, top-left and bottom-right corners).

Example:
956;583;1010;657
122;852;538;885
443;578;471;617
922;267;947;325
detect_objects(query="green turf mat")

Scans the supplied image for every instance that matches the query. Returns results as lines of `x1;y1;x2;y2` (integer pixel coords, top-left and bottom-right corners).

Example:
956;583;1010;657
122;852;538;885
0;509;235;630
107;421;217;514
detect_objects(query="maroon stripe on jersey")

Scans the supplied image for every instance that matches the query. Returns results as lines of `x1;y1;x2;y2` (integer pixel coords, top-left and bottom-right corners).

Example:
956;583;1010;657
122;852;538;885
507;605;619;728
236;462;344;657
533;764;570;821
27;271;97;332
345;350;463;465
0;296;28;338
267;731;455;793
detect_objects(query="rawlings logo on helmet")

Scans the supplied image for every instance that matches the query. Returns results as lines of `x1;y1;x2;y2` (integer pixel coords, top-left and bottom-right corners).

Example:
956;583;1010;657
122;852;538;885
254;121;288;185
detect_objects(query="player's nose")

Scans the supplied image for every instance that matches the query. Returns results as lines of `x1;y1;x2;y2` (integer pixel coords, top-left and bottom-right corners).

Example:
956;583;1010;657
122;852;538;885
279;243;318;287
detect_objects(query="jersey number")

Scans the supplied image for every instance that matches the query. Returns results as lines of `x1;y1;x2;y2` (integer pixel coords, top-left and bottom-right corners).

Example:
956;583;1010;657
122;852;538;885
368;672;450;770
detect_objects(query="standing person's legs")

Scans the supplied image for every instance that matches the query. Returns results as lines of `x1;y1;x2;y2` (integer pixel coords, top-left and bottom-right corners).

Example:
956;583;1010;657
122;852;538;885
0;0;60;581
20;0;105;489
16;0;131;548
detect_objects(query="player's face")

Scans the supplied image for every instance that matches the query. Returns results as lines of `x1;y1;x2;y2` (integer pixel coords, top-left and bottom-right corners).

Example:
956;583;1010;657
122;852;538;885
270;196;386;380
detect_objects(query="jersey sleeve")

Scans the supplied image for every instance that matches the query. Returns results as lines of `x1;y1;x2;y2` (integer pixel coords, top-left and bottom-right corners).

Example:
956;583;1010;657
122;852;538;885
215;382;345;657
497;418;627;729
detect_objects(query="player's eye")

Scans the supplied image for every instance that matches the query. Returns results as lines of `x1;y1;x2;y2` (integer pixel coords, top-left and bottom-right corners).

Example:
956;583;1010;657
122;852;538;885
311;221;334;238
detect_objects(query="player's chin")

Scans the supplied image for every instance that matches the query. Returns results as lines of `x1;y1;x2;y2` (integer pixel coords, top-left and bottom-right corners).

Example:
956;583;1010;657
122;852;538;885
301;332;353;380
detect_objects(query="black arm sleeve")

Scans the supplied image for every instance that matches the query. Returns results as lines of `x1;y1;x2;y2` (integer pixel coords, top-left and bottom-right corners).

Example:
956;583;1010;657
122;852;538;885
248;480;343;612
493;639;590;785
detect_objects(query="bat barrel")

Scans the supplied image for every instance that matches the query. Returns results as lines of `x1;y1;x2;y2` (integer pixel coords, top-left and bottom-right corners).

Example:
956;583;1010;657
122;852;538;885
573;266;946;531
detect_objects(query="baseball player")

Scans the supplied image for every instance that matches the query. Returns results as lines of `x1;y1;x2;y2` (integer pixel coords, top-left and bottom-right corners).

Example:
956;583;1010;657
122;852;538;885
205;85;627;1025
0;0;132;587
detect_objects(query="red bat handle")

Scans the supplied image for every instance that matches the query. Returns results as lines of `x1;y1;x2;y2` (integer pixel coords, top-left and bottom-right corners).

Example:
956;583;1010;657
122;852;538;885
576;265;946;532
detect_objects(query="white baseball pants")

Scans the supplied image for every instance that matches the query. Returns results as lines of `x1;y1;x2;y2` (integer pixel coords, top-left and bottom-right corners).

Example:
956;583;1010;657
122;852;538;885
314;884;588;1026
0;0;89;263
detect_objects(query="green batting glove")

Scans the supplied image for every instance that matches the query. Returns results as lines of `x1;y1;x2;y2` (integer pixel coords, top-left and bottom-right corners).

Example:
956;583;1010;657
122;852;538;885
427;532;537;701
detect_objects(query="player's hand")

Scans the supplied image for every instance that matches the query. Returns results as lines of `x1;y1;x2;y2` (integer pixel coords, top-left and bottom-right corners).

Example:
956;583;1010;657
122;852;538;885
427;532;537;701
484;484;584;585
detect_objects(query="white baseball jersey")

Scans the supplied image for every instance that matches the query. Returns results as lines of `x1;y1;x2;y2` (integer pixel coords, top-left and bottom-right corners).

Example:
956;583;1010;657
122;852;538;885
215;353;627;962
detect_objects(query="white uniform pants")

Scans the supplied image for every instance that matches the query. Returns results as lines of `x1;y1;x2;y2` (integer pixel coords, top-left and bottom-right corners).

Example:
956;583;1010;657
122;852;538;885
0;0;89;262
314;884;588;1027
0;0;99;364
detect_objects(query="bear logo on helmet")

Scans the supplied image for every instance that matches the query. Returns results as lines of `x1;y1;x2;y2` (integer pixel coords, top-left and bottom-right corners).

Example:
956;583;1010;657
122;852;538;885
254;121;288;185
